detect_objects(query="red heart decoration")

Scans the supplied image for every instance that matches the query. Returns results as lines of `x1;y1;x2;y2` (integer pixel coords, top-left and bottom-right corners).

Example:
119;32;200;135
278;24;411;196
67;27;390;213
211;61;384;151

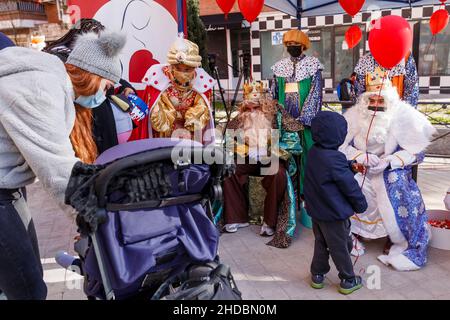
238;0;264;23
216;0;236;17
338;0;365;17
430;9;449;35
129;50;159;83
345;25;362;49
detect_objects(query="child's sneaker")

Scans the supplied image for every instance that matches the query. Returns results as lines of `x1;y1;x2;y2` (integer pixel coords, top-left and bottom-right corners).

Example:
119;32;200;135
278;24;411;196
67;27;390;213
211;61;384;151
339;276;363;295
310;274;325;289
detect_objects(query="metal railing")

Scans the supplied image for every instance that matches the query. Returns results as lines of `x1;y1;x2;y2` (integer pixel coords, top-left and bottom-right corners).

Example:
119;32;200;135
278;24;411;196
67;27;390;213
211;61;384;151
323;100;450;146
324;100;449;123
215;99;450;144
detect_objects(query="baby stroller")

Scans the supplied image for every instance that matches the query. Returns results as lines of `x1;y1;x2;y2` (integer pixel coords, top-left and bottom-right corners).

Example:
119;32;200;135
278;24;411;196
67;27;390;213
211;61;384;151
64;138;239;300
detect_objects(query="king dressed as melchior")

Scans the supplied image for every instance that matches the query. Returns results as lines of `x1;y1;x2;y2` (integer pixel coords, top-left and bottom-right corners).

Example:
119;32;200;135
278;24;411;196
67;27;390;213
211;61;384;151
139;35;216;144
340;68;436;271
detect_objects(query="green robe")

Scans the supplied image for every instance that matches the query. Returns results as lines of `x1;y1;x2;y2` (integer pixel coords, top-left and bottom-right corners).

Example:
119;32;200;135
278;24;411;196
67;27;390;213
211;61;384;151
277;76;314;228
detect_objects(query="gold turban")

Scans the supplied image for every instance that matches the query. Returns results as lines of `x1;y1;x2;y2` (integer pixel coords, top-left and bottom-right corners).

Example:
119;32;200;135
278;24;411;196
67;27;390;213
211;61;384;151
283;29;311;50
167;37;202;68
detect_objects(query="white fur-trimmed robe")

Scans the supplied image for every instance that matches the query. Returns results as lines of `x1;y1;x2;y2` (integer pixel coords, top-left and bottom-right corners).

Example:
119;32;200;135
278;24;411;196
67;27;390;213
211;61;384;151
340;98;436;271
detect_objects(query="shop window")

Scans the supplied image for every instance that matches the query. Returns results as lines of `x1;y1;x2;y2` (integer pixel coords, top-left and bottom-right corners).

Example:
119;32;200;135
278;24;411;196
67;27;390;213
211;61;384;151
206;29;229;79
260;31;287;80
334;26;361;84
418;20;450;76
231;28;251;78
309;29;332;79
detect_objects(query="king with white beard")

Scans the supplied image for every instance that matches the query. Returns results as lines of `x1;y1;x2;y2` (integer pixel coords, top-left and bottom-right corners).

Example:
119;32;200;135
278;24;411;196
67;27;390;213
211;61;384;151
340;70;436;271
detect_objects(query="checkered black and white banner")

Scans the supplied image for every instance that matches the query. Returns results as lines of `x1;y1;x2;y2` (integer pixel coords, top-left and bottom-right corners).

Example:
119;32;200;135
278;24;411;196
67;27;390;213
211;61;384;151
249;4;450;95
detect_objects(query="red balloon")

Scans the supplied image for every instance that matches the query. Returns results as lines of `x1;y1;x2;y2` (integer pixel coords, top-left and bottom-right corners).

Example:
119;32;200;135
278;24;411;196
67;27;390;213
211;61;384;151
439;0;447;3
238;0;264;23
345;25;362;49
216;0;236;16
369;15;413;69
338;0;365;17
430;9;449;35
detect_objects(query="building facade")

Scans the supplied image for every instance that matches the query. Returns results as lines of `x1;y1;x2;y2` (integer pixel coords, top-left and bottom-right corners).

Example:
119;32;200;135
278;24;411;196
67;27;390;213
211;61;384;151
0;0;70;47
199;0;273;90
201;1;450;96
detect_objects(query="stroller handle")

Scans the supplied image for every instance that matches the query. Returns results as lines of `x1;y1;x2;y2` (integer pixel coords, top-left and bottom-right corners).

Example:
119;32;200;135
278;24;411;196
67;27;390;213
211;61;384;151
94;146;224;208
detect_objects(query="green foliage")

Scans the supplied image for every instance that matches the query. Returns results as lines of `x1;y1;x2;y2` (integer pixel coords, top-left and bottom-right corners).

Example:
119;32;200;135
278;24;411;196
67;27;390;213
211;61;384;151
187;0;210;73
429;116;450;125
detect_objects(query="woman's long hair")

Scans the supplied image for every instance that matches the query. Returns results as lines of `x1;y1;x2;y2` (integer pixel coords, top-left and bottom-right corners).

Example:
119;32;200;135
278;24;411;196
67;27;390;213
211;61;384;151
65;64;103;164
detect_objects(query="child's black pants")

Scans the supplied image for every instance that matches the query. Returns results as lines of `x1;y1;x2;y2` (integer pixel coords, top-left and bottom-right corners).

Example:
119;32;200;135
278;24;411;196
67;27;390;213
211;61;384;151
310;218;355;280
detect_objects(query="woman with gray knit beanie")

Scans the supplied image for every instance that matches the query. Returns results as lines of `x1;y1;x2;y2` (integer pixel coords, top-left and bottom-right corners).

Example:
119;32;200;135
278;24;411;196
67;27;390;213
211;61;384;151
0;30;126;300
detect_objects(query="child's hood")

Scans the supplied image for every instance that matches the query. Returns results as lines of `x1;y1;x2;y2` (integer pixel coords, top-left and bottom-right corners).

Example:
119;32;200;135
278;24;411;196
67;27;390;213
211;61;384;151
311;111;348;149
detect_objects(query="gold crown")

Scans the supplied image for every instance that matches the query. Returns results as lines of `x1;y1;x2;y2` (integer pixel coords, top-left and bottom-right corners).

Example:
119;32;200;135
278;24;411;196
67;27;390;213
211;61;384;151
243;81;266;101
366;66;393;92
167;37;202;68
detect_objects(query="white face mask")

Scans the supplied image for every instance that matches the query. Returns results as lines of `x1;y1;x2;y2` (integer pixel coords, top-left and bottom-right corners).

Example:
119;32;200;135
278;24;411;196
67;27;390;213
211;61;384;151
74;88;107;109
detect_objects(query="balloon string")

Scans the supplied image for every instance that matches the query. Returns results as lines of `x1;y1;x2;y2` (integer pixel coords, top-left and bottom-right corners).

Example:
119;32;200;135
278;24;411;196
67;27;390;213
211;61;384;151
424;35;436;58
352;74;388;270
360;74;387;189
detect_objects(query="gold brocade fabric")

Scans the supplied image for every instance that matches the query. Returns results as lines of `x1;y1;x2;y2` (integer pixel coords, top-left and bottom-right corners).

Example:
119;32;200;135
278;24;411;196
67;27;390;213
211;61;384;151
184;94;210;132
150;94;177;137
150;86;210;137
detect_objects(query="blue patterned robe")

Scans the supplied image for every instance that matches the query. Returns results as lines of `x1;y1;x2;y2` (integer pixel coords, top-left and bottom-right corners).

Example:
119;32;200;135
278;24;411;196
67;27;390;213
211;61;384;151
383;152;428;268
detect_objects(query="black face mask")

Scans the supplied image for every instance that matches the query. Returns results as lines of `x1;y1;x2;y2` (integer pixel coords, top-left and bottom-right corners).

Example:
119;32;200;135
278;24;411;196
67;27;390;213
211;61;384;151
287;46;303;58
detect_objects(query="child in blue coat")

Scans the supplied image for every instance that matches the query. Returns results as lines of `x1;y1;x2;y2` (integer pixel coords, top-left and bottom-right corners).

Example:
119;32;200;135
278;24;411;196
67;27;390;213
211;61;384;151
304;111;368;295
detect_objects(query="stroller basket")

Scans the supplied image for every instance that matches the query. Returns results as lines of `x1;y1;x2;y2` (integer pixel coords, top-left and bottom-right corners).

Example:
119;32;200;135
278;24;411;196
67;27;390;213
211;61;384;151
68;139;224;300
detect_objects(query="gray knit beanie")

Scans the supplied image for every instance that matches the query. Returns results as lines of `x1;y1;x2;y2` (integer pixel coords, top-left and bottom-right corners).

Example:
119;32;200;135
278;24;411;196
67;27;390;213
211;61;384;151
66;30;126;83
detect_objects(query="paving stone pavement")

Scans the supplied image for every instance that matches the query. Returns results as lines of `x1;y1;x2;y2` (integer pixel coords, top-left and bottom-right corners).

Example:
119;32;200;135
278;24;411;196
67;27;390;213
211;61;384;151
27;158;450;300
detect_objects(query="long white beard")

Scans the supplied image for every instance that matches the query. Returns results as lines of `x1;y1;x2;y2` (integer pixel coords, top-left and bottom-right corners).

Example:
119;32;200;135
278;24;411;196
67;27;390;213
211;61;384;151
241;110;272;150
359;114;390;144
357;102;395;145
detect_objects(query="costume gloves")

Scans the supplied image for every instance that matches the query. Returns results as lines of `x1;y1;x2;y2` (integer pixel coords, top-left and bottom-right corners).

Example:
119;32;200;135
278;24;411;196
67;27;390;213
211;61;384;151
354;152;381;167
384;150;416;169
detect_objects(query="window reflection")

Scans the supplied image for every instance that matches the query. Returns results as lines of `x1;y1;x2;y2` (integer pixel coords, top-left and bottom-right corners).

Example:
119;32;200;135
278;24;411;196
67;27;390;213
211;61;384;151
334;26;361;84
418;20;450;76
260;28;332;80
